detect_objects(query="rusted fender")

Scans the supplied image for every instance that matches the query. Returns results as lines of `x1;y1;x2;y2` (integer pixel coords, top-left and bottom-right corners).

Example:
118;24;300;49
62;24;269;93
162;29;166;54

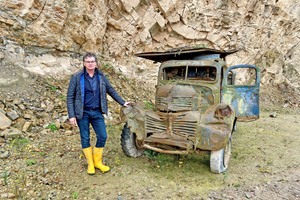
196;103;236;151
120;101;146;141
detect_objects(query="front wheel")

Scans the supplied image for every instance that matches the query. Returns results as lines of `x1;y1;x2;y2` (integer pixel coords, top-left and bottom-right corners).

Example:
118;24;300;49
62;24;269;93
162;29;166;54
210;136;232;173
120;123;145;157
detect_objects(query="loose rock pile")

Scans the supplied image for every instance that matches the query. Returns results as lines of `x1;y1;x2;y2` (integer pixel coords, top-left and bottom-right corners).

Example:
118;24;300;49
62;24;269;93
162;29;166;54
0;77;69;158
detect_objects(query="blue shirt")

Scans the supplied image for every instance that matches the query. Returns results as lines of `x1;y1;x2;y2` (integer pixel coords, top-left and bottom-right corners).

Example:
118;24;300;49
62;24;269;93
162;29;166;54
84;70;100;110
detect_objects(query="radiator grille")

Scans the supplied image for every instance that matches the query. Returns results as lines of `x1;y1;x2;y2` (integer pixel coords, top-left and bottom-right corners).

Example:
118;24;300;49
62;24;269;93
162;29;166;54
173;114;197;139
145;112;197;140
145;114;167;134
157;97;193;111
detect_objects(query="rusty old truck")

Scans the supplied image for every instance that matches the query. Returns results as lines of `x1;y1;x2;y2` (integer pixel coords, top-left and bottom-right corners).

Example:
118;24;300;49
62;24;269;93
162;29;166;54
120;47;260;173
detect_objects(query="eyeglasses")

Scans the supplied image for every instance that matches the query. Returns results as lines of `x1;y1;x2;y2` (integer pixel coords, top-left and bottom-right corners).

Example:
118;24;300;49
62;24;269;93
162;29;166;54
84;61;96;64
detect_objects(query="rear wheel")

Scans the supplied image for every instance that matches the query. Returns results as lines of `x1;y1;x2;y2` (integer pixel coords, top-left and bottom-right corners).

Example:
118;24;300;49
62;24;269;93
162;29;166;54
120;123;145;157
210;136;232;173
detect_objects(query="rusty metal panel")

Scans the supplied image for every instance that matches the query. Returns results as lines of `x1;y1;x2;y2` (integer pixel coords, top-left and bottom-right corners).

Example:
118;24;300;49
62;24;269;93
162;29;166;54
156;84;197;112
192;54;221;60
198;124;231;150
195;103;234;150
143;144;190;155
121;102;147;141
145;112;168;137
145;111;200;141
221;65;260;122
173;113;198;140
135;47;238;63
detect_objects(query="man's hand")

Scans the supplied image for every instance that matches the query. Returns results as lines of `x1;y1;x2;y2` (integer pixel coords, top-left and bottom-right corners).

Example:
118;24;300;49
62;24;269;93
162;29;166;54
123;102;133;107
69;117;77;126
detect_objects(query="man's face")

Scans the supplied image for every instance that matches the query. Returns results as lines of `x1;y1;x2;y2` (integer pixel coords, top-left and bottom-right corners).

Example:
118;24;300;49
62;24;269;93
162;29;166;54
83;56;97;71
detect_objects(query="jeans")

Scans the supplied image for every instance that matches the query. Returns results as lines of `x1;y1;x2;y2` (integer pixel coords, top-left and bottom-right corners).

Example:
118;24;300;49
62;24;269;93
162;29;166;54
77;110;107;149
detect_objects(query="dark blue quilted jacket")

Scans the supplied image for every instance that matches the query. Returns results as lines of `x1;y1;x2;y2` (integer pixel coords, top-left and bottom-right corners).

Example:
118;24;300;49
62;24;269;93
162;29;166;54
67;68;125;119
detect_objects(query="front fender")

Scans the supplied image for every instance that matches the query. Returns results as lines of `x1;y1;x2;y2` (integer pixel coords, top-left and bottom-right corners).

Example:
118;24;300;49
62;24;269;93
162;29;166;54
197;103;236;150
120;101;147;140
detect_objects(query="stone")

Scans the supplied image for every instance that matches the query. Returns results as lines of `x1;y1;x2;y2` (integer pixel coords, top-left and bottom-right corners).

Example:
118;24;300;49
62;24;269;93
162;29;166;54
6;110;19;121
0;112;11;130
0;137;5;145
55;121;61;129
245;193;252;199
108;18;122;30
171;22;208;40
32;118;38;127
22;121;32;132
13;118;26;130
269;112;277;118
0;108;5;115
120;0;140;13
17;104;26;110
23;113;33;119
147;188;154;192
167;14;180;24
41;102;47;109
58;101;63;108
13;97;22;105
52;111;59;119
36;112;50;119
0;151;9;159
61;123;72;130
154;13;165;28
65;130;73;136
156;0;176;16
46;104;55;112
60;115;68;123
3;127;22;139
0;52;4;59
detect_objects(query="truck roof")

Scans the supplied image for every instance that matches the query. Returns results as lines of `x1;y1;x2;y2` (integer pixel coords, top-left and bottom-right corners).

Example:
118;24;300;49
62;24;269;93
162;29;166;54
135;47;238;63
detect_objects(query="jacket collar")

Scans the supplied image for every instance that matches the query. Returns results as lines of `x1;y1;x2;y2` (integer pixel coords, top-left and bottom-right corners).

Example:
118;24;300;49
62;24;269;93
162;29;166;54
82;67;103;75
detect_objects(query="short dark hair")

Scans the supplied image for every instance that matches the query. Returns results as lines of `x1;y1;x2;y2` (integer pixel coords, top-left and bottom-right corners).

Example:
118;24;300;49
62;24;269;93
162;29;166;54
83;53;98;62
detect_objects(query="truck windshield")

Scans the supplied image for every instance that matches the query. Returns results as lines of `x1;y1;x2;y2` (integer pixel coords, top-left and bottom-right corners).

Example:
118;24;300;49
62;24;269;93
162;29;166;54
162;66;216;81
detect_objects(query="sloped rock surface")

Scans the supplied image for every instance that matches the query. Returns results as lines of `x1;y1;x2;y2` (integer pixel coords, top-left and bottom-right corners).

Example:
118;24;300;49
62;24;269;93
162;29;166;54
0;0;299;92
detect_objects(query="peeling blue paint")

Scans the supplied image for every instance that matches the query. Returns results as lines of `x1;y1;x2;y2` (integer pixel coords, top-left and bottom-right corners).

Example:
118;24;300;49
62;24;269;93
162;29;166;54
221;65;260;121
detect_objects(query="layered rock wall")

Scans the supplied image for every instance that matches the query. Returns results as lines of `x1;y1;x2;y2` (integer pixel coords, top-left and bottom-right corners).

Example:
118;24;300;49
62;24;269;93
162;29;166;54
0;0;299;90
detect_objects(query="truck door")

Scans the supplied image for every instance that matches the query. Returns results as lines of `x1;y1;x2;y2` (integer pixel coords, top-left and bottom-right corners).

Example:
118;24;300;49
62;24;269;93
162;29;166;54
221;65;260;122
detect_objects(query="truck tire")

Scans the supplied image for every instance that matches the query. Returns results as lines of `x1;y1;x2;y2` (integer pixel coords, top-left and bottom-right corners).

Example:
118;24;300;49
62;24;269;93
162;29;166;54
210;136;232;173
120;123;145;157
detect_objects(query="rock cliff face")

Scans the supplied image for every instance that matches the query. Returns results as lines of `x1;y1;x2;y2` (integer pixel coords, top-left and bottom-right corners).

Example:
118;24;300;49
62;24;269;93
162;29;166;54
0;0;299;91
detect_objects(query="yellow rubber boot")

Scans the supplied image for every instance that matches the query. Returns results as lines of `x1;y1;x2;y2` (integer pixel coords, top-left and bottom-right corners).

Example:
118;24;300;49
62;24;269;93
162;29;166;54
93;147;110;172
82;147;95;175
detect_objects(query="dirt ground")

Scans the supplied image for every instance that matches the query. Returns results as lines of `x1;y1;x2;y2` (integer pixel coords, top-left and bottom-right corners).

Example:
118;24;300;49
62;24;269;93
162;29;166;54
1;107;300;200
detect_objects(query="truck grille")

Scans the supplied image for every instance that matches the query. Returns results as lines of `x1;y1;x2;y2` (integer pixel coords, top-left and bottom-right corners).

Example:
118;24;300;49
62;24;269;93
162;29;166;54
157;97;193;111
145;113;167;134
145;112;197;140
173;114;197;140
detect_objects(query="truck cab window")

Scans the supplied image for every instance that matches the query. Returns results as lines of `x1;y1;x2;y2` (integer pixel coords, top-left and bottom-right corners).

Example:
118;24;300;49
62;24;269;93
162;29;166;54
187;66;216;81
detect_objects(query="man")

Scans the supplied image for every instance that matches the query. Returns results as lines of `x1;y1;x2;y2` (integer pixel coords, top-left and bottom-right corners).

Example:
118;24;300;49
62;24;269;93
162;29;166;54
67;53;131;175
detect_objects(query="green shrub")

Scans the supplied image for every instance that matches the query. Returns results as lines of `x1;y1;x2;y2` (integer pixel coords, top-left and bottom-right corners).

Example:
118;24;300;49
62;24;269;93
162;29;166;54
46;124;58;131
